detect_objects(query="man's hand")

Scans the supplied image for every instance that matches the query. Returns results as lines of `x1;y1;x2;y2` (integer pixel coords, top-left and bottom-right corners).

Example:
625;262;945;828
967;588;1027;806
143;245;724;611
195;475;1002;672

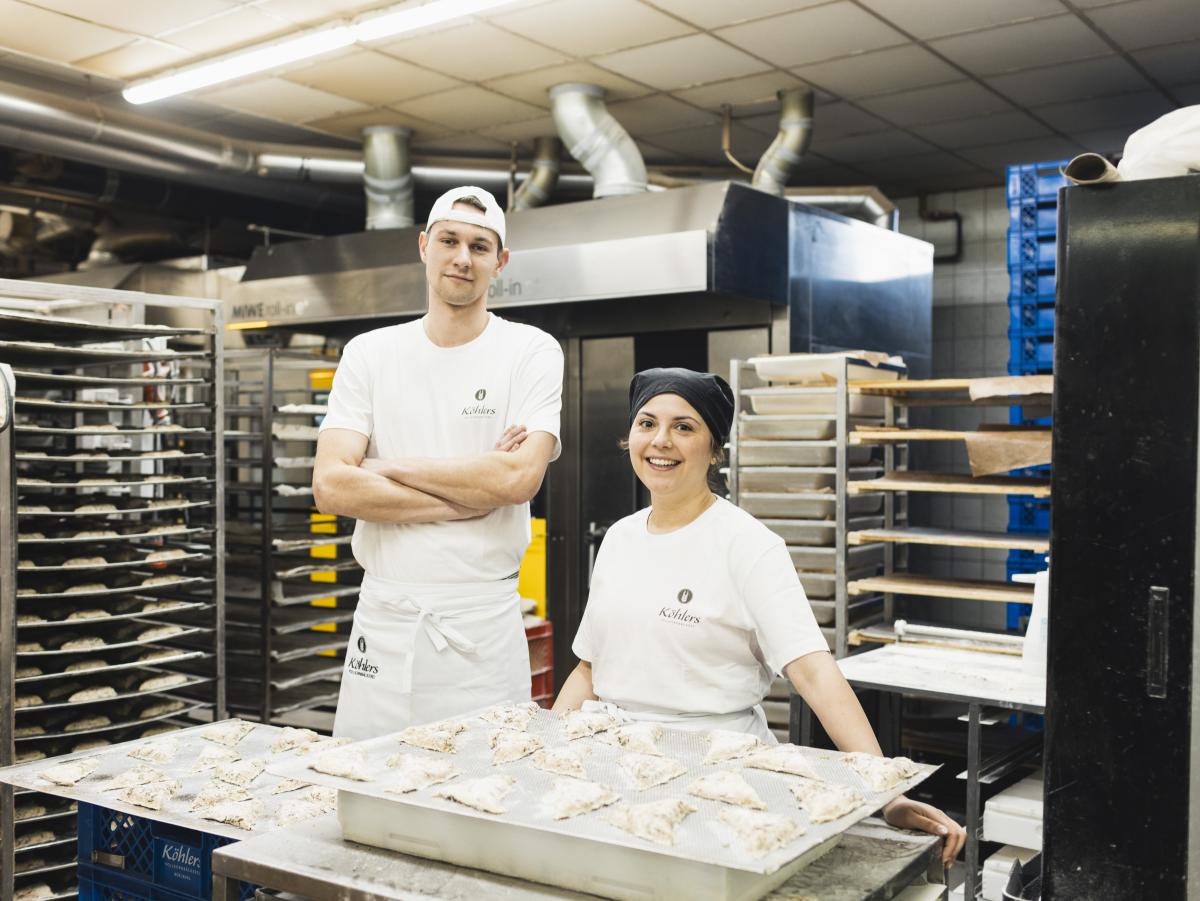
494;424;527;453
882;796;966;868
357;457;488;521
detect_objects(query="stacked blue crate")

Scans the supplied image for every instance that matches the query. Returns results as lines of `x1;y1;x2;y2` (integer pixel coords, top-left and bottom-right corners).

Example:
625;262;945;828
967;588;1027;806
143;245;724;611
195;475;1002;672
1005;160;1068;627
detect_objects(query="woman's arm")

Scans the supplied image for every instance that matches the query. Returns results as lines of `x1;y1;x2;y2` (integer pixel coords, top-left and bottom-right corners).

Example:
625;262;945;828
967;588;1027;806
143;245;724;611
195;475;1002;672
785;651;966;867
551;661;598;712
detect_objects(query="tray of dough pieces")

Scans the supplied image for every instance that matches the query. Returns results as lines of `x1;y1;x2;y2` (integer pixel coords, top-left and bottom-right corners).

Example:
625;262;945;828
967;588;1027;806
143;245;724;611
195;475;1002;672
0;720;344;840
267;705;937;901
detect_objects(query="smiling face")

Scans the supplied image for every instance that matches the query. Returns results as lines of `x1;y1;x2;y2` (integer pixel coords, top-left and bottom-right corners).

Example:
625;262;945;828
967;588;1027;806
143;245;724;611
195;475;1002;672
418;203;509;309
627;393;716;503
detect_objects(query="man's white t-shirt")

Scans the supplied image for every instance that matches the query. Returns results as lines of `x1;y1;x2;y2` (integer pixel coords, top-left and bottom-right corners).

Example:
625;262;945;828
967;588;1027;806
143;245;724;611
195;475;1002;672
319;313;563;583
573;497;828;716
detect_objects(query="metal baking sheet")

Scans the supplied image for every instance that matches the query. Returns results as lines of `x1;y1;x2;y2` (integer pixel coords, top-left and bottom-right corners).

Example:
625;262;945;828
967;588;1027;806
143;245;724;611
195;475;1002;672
268;707;936;878
16;450;210;464
224;602;354;636
229;657;343;692
0;722;321;840
737;440;876;467
0;339;204;366
12;369;207;389
16;622;209;656
0;308;207;342
16;574;211;602
19;526;209;546
15;650;207;685
16;396;208;413
13;673;212;714
18;597;207;628
15;700;209;743
738;418;836;441
19;550;209;574
17;499;212;517
738;492;883;519
228;682;340;717
736;467;881;494
16;423;208;436
744;390;886;417
16;475;211;491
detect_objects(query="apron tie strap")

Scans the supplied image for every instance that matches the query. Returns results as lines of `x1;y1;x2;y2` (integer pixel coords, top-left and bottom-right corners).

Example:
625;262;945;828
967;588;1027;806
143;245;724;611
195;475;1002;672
396;597;482;694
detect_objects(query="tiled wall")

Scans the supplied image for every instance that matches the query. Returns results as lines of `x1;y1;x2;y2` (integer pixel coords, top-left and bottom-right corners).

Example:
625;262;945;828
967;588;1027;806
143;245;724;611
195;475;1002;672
893;187;1014;631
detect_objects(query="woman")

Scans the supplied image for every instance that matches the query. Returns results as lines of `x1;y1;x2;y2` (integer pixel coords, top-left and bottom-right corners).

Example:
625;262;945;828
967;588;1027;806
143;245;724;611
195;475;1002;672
554;367;966;866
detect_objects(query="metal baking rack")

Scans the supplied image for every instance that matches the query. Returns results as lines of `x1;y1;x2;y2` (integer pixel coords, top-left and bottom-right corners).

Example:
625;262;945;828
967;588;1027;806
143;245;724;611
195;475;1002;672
0;280;226;901
223;349;359;725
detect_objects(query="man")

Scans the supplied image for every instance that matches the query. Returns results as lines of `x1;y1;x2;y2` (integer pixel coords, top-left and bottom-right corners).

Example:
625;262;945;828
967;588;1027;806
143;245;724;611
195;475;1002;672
313;186;563;739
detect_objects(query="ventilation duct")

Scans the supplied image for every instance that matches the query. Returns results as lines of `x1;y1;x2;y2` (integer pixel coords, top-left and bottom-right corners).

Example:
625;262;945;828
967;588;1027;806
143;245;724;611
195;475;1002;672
362;125;413;230
549;83;646;198
512;136;561;211
752;87;814;196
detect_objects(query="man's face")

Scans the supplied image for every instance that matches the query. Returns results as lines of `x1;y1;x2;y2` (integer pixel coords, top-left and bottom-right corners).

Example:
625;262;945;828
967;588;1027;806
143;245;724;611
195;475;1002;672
418;205;509;308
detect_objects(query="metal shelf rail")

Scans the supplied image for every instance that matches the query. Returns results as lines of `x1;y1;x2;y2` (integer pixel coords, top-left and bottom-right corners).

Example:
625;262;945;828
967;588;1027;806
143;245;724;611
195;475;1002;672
0;279;225;901
223;349;358;725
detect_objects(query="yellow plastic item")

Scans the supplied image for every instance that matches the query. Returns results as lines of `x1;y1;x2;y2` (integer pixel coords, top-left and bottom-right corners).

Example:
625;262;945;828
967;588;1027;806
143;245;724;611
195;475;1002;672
518;517;547;619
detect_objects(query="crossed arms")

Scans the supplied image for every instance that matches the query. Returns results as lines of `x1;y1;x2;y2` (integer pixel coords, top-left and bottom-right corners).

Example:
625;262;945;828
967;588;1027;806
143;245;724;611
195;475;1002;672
312;425;556;524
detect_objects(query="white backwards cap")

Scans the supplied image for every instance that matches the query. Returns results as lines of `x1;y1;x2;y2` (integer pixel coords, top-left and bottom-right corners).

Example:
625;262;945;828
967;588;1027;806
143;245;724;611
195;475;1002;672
425;185;506;247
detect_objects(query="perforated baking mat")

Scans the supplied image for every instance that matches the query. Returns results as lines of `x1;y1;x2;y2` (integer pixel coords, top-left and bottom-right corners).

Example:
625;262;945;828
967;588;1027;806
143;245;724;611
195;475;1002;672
268;706;937;876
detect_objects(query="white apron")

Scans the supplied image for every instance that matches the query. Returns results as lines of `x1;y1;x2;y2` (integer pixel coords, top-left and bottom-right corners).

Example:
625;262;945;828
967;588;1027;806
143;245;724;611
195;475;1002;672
333;575;531;740
582;700;778;745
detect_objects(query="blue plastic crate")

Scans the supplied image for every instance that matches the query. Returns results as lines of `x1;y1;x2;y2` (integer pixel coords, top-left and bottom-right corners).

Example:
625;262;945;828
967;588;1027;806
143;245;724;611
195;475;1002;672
1006;160;1070;205
1009;200;1058;233
77;802;256;901
1007;231;1057;271
1009;328;1054;369
1009;405;1052;427
1008;295;1055;331
1009;497;1051;532
1009;549;1048;573
1012;268;1056;298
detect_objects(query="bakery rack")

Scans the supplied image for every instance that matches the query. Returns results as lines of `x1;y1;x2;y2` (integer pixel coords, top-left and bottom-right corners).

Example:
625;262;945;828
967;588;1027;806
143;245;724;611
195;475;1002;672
223;348;358;725
0;278;225;901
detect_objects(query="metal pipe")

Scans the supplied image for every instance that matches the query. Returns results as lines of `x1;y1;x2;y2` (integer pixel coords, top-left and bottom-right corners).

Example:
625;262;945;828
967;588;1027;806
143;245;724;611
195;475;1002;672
752;87;814;196
511;136;561;211
362;125;412;230
549;83;646;198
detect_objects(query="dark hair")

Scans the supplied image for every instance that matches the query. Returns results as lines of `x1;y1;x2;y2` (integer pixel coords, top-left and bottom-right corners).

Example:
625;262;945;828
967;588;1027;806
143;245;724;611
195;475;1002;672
618;432;728;493
452;194;488;214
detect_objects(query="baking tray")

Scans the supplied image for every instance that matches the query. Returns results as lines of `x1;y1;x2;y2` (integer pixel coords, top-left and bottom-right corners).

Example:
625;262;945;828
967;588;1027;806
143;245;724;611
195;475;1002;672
738;418;835;441
267;707;935;901
16;574;212;601
0;339;204;366
18;525;209;546
19;549;209;574
16;396;209;413
13;672;211;715
223;601;355;635
16;621;208;657
795;568;880;601
15;648;207;685
743;389;885;417
16;475;211;491
12;369;207;389
17;499;212;517
0;722;333;840
15;423;207;436
747;354;903;386
16;450;210;464
737;439;874;467
0;308;207;342
738;492;883;520
735;467;880;494
786;544;886;572
15;700;209;744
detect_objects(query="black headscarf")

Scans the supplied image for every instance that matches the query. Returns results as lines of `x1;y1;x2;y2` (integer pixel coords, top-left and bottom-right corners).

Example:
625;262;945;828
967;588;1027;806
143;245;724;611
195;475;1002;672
628;367;735;445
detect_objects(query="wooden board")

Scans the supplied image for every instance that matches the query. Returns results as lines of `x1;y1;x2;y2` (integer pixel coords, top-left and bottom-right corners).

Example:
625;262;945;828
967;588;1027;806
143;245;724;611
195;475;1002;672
847;526;1050;553
852;375;1053;397
847;471;1051;497
848;625;1025;656
850;426;1049;444
848;572;1035;604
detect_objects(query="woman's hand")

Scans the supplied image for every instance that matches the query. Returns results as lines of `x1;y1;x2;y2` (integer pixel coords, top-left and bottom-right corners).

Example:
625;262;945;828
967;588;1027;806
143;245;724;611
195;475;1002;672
882;796;966;868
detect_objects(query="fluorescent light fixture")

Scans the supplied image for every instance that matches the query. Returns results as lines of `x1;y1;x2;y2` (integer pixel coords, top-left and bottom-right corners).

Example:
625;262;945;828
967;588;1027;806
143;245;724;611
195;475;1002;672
123;0;521;106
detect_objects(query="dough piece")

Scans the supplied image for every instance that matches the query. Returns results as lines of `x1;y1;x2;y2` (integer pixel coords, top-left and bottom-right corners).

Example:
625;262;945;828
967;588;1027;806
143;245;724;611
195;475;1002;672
61;637;106;650
18;560;36;569
141;600;186;613
148;524;186;534
489;728;543;765
100;764;171;792
16;615;45;625
743;746;823;780
128;736;178;764
118;779;180;811
138;649;179;663
137;625;184;642
17;749;46;763
140;699;185;719
15;693;43;707
64;556;106;567
16;642;44;653
479;701;539;731
618;752;687;790
15;804;47;821
139;673;187;692
434;774;516;815
214;758;266;788
65;583;106;594
17;588;37;596
147;498;183;508
65;714;111;732
688;771;768;810
199;798;262;831
563;709;621;740
141;725;179;738
547;777;620;820
274;798;324;828
66;659;108;673
789;777;865;823
271;726;321;753
18;505;50;513
14;857;45;873
193;746;240;771
76;478;116;486
70;686;117;702
75;530;118;538
14;883;52;901
14;724;46;737
705;729;762;765
73;738;111;752
607;798;697;846
271;778;311;795
74;503;116;513
146;548;188;562
67;609;109;621
840;752;919;792
398;720;467;754
16;664;43;678
308;748;372;782
531;746;588;780
718;808;804;859
141;574;182;587
384;754;458;793
297;736;352;755
16;830;55;849
190;781;251;812
598;722;663;756
306;785;338;811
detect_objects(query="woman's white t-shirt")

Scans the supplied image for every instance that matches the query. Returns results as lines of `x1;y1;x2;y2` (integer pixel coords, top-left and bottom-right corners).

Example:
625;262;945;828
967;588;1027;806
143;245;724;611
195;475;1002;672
572;497;828;718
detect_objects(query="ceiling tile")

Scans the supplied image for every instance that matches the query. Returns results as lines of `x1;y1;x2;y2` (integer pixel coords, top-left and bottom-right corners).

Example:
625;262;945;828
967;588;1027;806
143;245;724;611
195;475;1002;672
158;5;292;53
593;33;768;91
203;109;353;145
930;14;1110;76
492;0;694;57
306;107;449;141
854;151;982;181
485;62;650;106
910;110;1053;149
478;114;558;143
986;54;1153;105
254;0;396;27
1088;0;1200;50
286;49;462;105
958;136;1086;170
857;0;1067;40
643;0;828;29
859;81;1012;126
72;39;192;79
606;94;716;135
1033;90;1176;131
380;21;565;82
1069;126;1138;152
647;122;773;165
811;129;938;163
674;71;809;116
410;133;510;155
1133;41;1200;85
202;77;368;123
392;85;544;131
743;101;890;141
792;44;961;99
634;139;680;166
0;1;132;62
716;2;907;68
22;0;235;37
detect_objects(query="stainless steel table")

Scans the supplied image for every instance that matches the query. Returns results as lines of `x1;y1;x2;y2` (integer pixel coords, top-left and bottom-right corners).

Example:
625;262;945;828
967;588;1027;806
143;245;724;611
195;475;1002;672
211;814;945;901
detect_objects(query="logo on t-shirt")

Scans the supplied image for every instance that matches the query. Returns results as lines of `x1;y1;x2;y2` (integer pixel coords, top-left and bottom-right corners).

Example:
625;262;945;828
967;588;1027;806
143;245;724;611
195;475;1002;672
347;633;378;679
677;588;693;604
357;635;367;654
659;588;701;627
475;388;487;401
462;387;496;418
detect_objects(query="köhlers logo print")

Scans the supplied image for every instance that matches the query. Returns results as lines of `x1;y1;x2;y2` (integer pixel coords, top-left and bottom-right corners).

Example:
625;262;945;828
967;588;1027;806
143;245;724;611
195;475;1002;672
462;387;496;417
348;634;378;677
357;635;367;654
677;588;693;604
659;588;700;626
475;388;487;401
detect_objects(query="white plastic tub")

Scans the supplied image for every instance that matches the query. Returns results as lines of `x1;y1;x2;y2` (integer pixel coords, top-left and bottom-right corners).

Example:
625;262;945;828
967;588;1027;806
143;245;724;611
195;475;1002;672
737;440;873;467
983;845;1038;901
738;417;836;441
737;467;836;493
983;771;1043;850
738;492;883;520
788;544;885;572
748;353;903;386
745;389;885;417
